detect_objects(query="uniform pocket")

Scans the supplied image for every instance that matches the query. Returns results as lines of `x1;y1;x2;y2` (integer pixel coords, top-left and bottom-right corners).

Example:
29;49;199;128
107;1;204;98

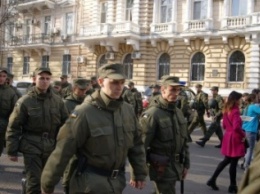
50;107;61;126
158;119;173;142
28;107;42;129
89;126;113;155
123;126;135;148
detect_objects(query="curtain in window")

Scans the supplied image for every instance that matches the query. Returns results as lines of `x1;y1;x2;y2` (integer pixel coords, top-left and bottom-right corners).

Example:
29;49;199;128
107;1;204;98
66;13;74;34
44;16;51;35
229;51;245;81
123;54;133;79
7;57;13;73
42;55;49;68
126;0;133;21
23;56;30;75
191;52;205;81
62;55;71;75
100;2;107;23
160;0;172;23
193;0;207;20
158;53;170;79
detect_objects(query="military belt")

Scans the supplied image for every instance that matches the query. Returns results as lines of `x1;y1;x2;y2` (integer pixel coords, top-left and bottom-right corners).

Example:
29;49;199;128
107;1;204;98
151;150;181;162
24;131;54;139
86;165;125;179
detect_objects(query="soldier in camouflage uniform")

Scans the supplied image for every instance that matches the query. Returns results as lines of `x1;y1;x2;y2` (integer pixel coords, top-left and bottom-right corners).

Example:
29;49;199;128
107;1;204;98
0;68;17;157
26;72;36;93
140;76;190;194
6;73;22;98
196;86;224;148
128;81;143;117
60;75;72;98
41;63;147;194
122;86;136;110
148;84;161;104
52;80;62;97
176;86;192;122
6;67;68;194
188;84;210;140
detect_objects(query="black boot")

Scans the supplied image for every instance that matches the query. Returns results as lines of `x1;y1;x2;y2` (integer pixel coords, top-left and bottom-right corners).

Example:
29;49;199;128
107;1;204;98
207;179;219;190
215;143;222;148
228;185;237;193
196;139;206;147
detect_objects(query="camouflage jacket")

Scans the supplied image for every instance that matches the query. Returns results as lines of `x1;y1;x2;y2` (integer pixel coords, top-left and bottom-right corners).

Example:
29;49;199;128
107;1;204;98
61;82;72;98
64;93;85;113
130;88;143;115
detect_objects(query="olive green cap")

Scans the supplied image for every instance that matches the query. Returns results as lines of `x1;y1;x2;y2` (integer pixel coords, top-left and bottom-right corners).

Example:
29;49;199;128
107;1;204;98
7;73;14;79
149;84;160;89
98;63;125;80
34;67;52;75
52;80;62;87
60;74;68;79
0;68;8;74
210;86;219;91
128;81;135;86
73;78;90;89
161;75;182;86
195;83;202;88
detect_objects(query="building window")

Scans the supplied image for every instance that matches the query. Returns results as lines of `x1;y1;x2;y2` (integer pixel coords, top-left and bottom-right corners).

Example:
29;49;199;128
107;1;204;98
44;16;51;35
7;57;13;73
125;0;133;21
23;56;30;75
98;54;107;67
123;54;133;79
25;19;31;43
160;0;172;23
7;22;14;41
100;2;107;23
158;53;170;79
65;13;74;35
231;0;247;16
229;51;245;82
191;52;205;81
62;54;71;75
193;0;207;20
42;55;49;68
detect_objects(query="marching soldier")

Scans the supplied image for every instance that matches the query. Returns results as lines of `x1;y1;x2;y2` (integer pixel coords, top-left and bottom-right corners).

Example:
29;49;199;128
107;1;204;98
41;63;147;194
26;72;36;93
148;84;161;104
6;67;68;194
188;84;209;141
122;86;136;110
176;86;192;122
60;74;72;98
196;86;224;148
52;80;62;97
6;73;22;98
140;75;190;194
0;68;17;157
128;81;143;117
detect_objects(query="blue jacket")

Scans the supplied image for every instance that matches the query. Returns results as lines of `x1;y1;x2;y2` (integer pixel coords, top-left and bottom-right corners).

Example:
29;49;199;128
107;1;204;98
242;104;260;133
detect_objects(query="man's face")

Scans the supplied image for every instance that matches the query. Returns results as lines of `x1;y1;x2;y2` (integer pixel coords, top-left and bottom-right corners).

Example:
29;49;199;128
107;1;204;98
0;72;7;85
99;78;125;99
161;85;181;102
152;88;160;93
53;85;61;92
34;72;51;92
211;90;218;96
74;86;87;98
60;77;67;84
196;87;202;93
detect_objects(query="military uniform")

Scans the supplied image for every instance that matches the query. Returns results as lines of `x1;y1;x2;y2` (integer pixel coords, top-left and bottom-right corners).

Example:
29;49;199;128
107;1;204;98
188;89;209;136
0;71;18;156
196;87;224;147
41;64;147;194
6;68;68;194
239;141;260;194
140;76;190;194
176;89;191;121
128;82;143;116
64;94;85;114
122;86;136;110
60;75;72;98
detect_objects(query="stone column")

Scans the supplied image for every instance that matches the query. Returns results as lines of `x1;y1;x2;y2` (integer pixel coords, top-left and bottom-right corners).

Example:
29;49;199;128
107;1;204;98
248;39;260;89
247;0;254;14
207;0;213;19
92;0;99;24
116;0;123;22
223;0;229;17
152;0;158;23
107;0;114;23
132;0;140;24
185;0;191;21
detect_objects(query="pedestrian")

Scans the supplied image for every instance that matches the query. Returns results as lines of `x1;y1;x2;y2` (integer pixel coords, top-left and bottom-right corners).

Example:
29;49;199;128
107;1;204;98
6;67;68;194
207;91;245;193
0;68;17;157
128;81;143;117
196;86;224;147
41;63;147;194
6;73;22;98
239;141;260;194
242;93;260;170
188;84;210;141
60;74;72;98
140;75;190;194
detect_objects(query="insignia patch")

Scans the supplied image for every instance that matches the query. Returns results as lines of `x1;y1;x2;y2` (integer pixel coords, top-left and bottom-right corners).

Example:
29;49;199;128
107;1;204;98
70;112;78;118
142;114;148;118
15;103;20;107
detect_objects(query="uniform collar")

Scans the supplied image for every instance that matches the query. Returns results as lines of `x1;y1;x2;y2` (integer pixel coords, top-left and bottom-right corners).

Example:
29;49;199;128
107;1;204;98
156;96;176;111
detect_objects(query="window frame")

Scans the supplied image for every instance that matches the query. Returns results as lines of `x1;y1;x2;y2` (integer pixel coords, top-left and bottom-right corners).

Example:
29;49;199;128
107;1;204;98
125;0;133;21
190;52;205;81
44;16;51;35
159;0;173;23
231;0;247;16
100;2;108;23
42;55;49;68
123;53;133;80
65;13;74;35
228;50;245;82
62;54;71;75
192;0;207;20
7;57;13;73
157;53;170;80
23;56;30;75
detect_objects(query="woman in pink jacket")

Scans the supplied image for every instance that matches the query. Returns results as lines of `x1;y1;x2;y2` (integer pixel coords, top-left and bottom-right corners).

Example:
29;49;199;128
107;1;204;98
207;91;245;193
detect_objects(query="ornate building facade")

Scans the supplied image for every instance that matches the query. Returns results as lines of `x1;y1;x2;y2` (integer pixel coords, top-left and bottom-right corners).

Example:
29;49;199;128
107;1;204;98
2;0;260;92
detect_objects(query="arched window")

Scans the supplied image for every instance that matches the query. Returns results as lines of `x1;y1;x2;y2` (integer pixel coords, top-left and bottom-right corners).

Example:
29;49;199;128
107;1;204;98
98;54;107;67
158;53;170;79
229;51;245;82
191;52;205;81
123;54;133;79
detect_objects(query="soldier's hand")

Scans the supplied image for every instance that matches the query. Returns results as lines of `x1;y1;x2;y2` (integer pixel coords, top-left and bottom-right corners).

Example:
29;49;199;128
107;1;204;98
8;155;18;162
182;168;188;179
129;180;146;189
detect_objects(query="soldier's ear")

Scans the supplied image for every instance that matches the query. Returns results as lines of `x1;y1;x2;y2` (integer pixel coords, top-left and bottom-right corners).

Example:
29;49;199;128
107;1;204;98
98;78;104;87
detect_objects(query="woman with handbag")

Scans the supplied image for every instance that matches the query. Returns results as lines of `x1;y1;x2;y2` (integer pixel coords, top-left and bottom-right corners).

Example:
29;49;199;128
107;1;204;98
242;93;260;170
207;91;245;193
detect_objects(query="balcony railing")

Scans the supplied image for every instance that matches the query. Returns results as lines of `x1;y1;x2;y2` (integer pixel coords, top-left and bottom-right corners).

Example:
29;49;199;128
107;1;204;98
80;24;112;36
251;12;260;25
150;23;176;34
9;34;52;46
14;0;55;10
112;22;140;34
221;16;250;28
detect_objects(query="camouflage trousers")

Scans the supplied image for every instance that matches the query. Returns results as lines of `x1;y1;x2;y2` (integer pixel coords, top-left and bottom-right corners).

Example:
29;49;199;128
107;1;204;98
188;114;207;135
154;180;176;194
